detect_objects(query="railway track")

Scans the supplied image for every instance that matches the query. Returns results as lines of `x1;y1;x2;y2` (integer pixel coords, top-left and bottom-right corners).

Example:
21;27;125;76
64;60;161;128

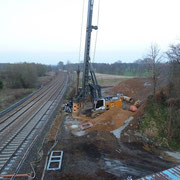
0;72;68;175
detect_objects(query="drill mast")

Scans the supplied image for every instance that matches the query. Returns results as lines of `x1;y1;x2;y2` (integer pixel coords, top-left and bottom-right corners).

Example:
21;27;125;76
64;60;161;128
76;0;101;105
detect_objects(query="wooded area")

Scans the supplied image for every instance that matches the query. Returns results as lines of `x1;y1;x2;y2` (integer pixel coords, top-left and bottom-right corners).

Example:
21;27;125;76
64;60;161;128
0;63;51;89
61;61;152;77
166;43;180;144
140;43;180;149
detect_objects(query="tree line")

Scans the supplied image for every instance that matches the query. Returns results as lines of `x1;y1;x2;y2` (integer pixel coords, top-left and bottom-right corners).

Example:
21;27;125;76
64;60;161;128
0;63;51;89
59;61;153;77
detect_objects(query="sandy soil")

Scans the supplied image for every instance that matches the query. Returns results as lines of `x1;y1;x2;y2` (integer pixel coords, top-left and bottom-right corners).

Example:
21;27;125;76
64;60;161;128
72;107;134;133
107;78;153;101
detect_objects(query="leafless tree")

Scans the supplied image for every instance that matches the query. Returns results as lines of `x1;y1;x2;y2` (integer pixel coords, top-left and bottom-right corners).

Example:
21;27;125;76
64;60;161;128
146;44;162;97
166;44;180;63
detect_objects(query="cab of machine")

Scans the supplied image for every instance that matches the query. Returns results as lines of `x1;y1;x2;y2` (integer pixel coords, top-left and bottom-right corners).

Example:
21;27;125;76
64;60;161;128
94;98;106;111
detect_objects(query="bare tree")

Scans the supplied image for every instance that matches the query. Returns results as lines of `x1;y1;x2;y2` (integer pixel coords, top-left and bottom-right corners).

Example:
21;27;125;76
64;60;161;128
166;43;180;140
166;44;180;98
146;44;162;97
166;44;180;63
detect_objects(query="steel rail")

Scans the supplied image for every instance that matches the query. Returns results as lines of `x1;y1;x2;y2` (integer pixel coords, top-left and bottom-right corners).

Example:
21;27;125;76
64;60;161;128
10;74;68;180
0;76;64;153
0;75;65;173
0;73;67;173
0;76;63;133
0;77;64;152
0;75;62;125
0;75;60;120
0;79;55;122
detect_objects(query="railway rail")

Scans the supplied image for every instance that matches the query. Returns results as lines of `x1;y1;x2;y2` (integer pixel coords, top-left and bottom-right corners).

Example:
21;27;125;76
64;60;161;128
0;72;68;176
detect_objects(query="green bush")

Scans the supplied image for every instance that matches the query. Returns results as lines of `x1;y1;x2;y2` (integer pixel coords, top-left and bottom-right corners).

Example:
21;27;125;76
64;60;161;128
140;100;168;140
140;98;180;150
3;63;49;89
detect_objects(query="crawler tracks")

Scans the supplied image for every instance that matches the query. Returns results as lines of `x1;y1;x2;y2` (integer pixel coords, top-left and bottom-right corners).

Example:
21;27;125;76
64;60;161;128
0;72;68;175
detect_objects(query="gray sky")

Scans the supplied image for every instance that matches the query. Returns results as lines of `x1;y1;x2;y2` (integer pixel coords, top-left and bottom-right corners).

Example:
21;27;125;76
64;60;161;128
0;0;180;65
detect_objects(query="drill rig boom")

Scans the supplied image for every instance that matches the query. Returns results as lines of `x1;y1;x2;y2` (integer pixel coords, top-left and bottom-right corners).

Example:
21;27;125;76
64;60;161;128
73;0;101;113
73;0;122;115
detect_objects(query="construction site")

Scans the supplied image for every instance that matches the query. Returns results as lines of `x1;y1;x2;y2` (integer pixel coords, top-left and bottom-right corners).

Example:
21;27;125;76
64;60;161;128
0;0;180;179
32;0;180;179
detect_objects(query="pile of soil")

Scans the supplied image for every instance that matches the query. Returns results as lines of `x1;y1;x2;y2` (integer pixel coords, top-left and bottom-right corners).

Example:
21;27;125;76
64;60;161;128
76;107;133;132
68;78;152;135
107;78;152;98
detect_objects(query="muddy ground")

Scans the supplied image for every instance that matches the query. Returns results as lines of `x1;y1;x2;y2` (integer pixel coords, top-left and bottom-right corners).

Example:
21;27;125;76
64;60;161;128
33;77;177;179
34;114;173;180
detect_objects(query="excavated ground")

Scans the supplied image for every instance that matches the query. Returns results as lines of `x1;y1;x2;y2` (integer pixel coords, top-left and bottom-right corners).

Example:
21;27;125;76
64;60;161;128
34;78;176;180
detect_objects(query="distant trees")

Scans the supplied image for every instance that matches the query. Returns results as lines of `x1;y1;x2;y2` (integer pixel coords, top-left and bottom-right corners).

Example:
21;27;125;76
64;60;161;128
0;63;50;89
62;62;152;77
57;61;64;70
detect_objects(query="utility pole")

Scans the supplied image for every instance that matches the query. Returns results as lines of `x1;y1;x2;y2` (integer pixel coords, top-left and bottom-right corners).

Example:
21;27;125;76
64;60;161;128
82;0;98;103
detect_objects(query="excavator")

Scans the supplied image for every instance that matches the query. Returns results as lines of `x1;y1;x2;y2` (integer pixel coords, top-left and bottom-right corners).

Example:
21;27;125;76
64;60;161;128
72;0;122;115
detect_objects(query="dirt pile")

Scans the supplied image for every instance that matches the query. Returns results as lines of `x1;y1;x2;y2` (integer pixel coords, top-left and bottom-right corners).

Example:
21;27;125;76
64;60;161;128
75;107;133;132
107;78;152;98
70;78;152;134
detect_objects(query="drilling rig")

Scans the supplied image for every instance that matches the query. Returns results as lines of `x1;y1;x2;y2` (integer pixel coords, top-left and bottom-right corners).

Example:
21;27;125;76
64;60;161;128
73;0;122;115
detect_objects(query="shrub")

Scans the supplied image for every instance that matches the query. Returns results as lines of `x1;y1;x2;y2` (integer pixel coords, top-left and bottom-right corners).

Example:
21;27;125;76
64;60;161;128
3;63;49;89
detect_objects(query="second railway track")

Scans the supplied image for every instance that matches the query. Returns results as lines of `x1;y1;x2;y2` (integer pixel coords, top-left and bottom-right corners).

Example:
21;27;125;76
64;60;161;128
0;72;68;175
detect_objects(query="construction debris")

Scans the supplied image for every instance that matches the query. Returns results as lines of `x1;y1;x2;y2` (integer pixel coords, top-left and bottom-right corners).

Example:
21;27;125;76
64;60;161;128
110;117;134;139
134;100;141;107
122;96;134;104
0;174;29;178
47;151;63;171
80;122;93;130
129;105;137;112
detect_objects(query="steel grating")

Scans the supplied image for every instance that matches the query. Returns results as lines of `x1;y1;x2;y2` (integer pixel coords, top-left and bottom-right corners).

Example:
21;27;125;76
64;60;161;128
46;150;63;171
139;165;180;180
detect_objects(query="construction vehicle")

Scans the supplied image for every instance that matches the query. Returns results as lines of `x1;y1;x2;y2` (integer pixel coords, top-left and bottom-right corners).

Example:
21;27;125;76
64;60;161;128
73;0;122;115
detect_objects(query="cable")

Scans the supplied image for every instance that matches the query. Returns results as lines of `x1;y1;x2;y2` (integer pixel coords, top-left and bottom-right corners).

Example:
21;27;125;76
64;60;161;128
41;112;64;180
78;0;86;63
92;0;101;63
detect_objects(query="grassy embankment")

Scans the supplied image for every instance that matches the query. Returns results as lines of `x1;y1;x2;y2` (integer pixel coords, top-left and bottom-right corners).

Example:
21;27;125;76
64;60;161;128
140;98;180;151
0;88;35;112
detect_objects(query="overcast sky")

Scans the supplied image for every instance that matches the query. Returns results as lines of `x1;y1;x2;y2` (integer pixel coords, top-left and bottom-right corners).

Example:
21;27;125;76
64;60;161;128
0;0;180;65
